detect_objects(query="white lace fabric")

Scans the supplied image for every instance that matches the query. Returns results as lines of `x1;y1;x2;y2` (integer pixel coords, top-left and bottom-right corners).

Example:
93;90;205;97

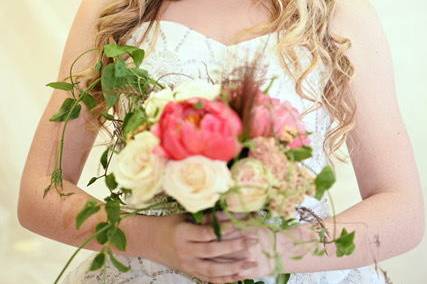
63;21;385;284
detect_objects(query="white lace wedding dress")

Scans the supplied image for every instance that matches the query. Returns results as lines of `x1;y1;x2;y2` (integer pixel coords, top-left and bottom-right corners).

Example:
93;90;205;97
63;21;386;284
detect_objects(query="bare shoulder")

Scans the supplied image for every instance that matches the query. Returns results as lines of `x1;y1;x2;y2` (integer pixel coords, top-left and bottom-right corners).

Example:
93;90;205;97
331;0;381;36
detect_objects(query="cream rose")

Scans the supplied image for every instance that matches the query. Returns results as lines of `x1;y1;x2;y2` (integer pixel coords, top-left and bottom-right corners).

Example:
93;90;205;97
225;158;273;213
143;87;175;122
174;80;221;101
162;156;232;213
113;131;165;208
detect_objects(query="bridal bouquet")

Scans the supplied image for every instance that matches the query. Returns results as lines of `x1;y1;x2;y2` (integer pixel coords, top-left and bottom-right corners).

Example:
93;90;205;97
46;44;356;284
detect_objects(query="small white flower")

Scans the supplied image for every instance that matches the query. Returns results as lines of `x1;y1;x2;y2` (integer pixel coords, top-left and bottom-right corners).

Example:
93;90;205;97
174;80;221;101
113;131;165;208
163;156;232;213
144;87;175;122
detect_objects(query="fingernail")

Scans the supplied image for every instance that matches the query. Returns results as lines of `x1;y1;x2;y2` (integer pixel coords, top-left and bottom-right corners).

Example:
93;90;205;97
242;261;258;269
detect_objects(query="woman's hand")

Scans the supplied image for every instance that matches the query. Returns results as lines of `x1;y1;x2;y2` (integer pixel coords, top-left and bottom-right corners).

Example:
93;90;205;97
230;226;319;280
158;215;259;283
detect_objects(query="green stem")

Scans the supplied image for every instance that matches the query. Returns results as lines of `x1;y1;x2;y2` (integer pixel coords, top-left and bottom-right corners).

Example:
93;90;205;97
53;224;110;284
56;99;82;175
327;190;338;240
68;48;99;98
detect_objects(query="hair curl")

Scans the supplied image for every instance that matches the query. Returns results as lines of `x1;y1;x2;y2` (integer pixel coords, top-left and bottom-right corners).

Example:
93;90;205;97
90;0;356;166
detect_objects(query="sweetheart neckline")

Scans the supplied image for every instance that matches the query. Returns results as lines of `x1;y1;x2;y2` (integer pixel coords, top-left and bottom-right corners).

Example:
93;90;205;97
136;20;278;49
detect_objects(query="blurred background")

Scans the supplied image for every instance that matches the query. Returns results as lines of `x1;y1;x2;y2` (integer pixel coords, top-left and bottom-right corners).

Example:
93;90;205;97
0;0;426;283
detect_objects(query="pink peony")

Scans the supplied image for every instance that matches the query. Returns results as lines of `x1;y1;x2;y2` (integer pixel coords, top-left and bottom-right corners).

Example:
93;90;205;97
155;98;243;161
250;94;310;148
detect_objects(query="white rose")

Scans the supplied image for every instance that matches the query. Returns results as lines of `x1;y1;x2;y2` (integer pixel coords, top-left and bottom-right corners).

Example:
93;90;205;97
163;156;232;213
225;158;272;213
144;87;175;121
113;131;165;208
174;80;221;101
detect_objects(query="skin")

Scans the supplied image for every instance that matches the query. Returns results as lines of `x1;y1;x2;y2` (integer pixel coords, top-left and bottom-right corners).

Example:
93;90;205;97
18;0;424;283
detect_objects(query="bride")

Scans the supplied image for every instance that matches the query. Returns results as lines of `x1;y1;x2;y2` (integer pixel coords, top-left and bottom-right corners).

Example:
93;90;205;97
18;0;424;283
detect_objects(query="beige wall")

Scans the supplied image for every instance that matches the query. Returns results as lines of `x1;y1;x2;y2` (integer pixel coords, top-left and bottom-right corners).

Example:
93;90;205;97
0;1;425;283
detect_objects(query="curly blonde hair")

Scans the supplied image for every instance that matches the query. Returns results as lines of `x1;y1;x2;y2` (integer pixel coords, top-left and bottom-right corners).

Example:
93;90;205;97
92;0;356;166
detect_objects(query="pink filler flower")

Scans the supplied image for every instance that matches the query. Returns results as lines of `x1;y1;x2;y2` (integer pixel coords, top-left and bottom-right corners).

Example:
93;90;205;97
154;98;243;161
250;93;310;148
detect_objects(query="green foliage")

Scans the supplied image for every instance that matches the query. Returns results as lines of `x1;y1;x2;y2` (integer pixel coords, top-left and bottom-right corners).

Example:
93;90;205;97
89;252;105;271
108;227;127;251
123;109;147;138
95;222;110;245
191;211;205;224
280;218;298;230
276;274;291;284
211;211;222;241
105;173;118;191
335;229;356;257
76;200;101;229
315;165;336;200
80;92;97;110
47;82;74;91
87;177;98;187
103;44;145;67
105;198;121;225
285;146;313;162
49;98;81;122
100;148;110;170
43;168;63;197
108;250;130;272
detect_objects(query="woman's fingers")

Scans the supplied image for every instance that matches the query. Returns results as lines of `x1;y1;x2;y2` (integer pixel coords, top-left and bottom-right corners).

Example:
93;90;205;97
194;259;258;279
192;237;258;258
180;222;238;242
201;274;242;284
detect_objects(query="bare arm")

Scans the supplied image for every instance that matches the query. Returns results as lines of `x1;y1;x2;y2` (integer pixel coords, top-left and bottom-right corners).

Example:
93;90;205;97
17;2;254;282
17;0;173;262
239;0;425;277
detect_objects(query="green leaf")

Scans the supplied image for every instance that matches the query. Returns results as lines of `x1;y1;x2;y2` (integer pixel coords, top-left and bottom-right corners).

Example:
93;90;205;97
100;148;109;170
130;49;145;67
95;222;110;245
315;165;336;200
81;92;97;110
101;63;124;108
285;146;313;161
47;82;74;91
105;173;118;191
276;274;291;284
280;218;298;230
114;60;129;78
87;177;98;187
335;229;356;257
104;44;131;58
105;198;121;224
49;98;81;122
108;227;127;251
123;109;146;138
191;211;205;224
104;44;144;66
89;252;105;271
76;200;101;229
108;250;130;272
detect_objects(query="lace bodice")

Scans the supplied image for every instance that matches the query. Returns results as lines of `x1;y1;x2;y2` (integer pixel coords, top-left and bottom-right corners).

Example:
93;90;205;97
63;20;386;284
